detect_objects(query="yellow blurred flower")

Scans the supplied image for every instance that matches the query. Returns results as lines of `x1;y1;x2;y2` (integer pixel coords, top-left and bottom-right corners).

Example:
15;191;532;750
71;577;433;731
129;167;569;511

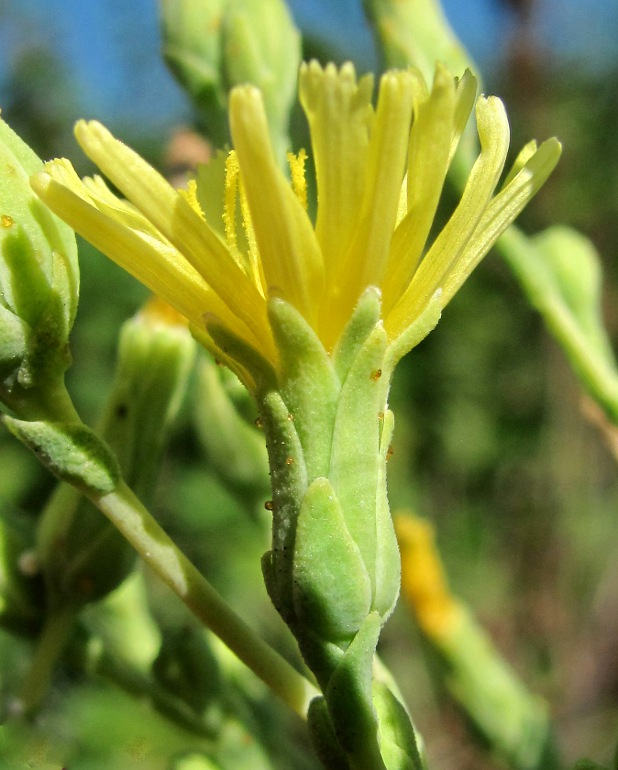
31;61;560;391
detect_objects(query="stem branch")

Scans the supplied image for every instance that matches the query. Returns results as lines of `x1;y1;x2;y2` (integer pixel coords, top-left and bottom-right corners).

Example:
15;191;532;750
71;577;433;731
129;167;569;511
92;481;319;718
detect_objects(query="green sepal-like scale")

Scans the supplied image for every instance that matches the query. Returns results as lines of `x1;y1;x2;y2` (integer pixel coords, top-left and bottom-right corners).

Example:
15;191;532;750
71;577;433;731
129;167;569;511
269;296;340;479
323;612;385;767
260;387;308;621
328;320;389;609
293;477;372;643
373;682;425;770
255;292;403;768
160;0;300;164
259;291;401;646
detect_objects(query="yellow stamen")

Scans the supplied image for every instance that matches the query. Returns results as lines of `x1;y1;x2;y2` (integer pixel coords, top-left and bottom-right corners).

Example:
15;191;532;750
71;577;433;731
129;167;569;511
178;179;205;219
237;170;264;296
223;151;239;253
287;149;308;211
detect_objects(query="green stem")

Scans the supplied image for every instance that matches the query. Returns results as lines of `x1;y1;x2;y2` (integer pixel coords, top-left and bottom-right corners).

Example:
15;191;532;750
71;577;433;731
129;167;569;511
5;378;82;424
20;600;76;714
92;481;319;718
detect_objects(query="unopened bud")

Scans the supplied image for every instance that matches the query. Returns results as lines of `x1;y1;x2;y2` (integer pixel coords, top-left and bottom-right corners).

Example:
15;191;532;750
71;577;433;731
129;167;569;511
363;0;476;83
0;115;79;419
160;0;300;162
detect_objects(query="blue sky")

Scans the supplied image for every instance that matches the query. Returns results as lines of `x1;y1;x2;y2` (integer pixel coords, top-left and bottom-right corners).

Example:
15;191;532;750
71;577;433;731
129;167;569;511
1;0;616;131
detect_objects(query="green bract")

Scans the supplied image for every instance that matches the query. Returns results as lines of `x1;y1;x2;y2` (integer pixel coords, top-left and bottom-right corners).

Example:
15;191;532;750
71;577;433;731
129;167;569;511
254;290;441;769
0;115;78;418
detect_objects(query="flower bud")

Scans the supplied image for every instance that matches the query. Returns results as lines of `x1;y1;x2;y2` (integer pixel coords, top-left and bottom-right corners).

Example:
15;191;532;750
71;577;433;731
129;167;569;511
532;226;614;365
396;513;555;770
502;225;618;422
0;115;79;419
362;0;476;84
221;0;301;163
160;0;229;146
160;0;300;162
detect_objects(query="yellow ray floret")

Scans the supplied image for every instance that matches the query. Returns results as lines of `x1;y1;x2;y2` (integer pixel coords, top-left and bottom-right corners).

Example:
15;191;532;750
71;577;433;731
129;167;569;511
31;61;561;388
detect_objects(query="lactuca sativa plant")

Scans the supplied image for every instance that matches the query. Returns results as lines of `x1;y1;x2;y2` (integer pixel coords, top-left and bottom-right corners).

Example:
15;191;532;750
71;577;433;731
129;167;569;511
32;61;561;768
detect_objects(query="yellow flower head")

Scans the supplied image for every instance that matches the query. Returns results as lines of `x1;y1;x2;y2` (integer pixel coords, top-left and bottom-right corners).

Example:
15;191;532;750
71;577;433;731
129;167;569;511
31;61;560;391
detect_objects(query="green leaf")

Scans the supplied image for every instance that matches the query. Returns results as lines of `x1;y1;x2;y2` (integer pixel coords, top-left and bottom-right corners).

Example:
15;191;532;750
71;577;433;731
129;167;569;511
2;417;120;495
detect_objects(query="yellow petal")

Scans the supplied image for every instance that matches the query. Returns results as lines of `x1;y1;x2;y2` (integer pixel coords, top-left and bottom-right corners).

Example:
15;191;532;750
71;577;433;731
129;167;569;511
439;137;563;306
323;70;416;348
299;61;373;277
229;86;324;326
73;120;270;345
449;69;478;164
382;65;459;314
386;94;510;339
32;165;270;358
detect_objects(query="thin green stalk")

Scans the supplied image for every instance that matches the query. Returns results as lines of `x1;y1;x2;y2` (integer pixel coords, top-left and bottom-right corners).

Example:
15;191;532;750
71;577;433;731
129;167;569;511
20;601;77;714
92;480;319;718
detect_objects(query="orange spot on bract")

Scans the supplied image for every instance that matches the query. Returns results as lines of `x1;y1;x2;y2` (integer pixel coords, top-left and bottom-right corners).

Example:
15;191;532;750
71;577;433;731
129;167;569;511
1;214;13;228
371;369;382;381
